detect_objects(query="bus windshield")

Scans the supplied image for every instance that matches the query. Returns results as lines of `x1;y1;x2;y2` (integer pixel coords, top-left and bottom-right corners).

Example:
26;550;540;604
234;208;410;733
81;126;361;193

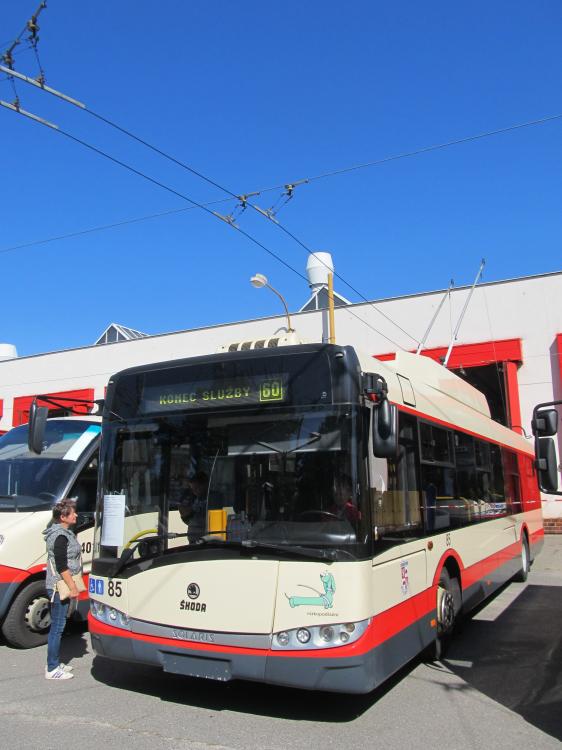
97;404;370;561
0;420;101;511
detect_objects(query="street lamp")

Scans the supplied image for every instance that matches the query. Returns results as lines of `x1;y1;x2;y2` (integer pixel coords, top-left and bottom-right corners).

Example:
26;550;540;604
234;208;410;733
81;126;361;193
250;273;294;332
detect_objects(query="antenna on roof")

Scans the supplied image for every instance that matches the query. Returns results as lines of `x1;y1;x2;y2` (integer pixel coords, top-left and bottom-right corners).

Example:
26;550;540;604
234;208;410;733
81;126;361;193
443;259;486;368
416;278;455;355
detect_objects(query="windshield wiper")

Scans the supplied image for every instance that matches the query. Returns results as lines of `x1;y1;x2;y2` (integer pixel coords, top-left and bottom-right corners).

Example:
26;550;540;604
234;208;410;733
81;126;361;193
197;536;347;561
110;531;190;575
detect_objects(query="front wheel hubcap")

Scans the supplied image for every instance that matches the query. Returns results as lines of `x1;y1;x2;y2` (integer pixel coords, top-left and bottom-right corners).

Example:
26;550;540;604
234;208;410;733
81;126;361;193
24;596;51;633
438;588;455;634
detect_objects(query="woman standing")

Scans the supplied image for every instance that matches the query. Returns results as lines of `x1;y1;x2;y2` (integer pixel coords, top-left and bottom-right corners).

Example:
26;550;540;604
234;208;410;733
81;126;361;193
43;498;83;680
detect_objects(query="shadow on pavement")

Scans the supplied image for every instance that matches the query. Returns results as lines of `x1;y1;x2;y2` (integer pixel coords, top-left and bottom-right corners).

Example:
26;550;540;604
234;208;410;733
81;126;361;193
91;651;419;722
444;583;562;742
59;628;89;667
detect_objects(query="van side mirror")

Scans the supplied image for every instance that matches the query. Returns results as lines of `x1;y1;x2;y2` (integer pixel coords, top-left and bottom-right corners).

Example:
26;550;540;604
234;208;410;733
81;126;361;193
532;408;558;437
373;401;398;458
532;400;562;496
28;400;49;454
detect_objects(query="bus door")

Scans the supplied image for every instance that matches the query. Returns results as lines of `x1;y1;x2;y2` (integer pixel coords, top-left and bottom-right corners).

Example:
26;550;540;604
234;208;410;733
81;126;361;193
369;411;430;657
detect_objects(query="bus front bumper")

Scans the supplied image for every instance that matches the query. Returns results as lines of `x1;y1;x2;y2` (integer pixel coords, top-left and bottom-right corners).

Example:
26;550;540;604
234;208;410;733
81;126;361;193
89;615;380;693
89;612;435;694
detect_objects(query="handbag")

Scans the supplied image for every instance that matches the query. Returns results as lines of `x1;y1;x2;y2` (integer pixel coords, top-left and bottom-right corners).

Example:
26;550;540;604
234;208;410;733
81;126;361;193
55;573;86;601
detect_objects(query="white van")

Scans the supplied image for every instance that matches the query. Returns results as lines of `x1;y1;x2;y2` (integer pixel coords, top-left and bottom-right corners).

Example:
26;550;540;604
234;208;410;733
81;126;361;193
0;416;100;647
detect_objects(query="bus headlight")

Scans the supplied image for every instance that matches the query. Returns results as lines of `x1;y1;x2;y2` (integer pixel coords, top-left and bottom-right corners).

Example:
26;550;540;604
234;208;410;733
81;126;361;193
90;600;130;631
296;628;311;644
271;619;370;650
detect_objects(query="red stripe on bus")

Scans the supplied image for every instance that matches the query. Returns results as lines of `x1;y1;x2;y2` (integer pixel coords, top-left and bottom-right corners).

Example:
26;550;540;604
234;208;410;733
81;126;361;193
89;534;531;660
89;583;436;661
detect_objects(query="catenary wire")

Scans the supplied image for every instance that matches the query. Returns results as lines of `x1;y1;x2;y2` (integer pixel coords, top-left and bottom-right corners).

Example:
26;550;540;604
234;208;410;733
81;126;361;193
255;112;562;193
80;107;421;345
6;38;562;345
0;200;235;256
5;108;407;349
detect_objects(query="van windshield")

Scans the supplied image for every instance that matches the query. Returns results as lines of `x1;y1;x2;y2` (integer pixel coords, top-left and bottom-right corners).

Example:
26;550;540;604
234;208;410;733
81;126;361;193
0;420;100;511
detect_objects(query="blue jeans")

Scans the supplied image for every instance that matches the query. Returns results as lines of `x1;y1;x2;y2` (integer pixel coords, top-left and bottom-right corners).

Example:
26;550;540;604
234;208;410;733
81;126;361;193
46;590;70;671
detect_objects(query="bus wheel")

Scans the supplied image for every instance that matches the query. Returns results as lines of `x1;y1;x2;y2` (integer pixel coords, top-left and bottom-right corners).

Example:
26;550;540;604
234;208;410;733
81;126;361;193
513;535;530;583
1;580;51;649
435;569;461;660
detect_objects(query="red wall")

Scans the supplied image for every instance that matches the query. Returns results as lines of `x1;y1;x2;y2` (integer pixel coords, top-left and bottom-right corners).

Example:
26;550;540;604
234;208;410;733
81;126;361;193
12;388;95;427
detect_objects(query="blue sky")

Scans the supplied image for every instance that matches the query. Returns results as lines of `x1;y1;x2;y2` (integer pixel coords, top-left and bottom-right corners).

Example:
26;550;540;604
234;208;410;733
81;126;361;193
1;1;561;356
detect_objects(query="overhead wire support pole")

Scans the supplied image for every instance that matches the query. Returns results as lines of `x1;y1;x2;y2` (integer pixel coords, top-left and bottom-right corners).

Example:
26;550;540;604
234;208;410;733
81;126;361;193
443;259;486;368
0;64;86;108
416;278;454;354
0;99;58;129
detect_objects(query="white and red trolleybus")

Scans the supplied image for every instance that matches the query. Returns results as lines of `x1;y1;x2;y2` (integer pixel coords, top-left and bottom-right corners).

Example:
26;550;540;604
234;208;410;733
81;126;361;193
88;342;554;693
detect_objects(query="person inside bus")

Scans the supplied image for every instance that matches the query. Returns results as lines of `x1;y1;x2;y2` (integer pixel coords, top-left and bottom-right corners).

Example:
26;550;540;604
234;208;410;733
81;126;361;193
329;475;361;525
42;497;83;681
178;471;209;542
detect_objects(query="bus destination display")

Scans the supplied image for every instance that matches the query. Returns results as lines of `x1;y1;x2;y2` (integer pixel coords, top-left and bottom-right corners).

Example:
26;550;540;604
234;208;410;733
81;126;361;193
141;374;288;412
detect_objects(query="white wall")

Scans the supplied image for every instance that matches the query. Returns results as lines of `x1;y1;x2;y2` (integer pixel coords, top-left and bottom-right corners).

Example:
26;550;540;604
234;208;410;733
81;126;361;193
1;271;560;509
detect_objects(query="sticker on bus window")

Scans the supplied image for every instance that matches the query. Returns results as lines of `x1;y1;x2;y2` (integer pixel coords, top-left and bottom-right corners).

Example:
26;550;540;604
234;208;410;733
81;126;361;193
62;424;101;462
400;561;409;596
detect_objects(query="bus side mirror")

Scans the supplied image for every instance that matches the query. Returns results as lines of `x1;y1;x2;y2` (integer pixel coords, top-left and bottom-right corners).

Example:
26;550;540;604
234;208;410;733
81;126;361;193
373;401;398;458
536;438;559;493
532;401;562;496
28;400;49;454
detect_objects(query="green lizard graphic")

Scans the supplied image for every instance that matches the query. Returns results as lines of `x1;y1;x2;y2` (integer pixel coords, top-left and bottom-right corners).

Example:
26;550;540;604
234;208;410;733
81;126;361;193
286;571;336;609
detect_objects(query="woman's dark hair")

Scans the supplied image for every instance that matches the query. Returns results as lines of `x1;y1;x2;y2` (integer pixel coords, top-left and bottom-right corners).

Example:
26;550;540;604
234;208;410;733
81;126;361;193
52;498;77;523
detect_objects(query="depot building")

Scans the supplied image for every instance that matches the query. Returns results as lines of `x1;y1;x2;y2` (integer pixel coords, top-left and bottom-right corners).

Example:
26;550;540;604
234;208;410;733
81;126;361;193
1;256;561;530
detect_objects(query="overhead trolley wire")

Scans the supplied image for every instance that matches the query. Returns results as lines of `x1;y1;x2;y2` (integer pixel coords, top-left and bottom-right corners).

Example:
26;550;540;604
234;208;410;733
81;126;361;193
3;105;408;350
52;103;423;346
0;49;420;347
0;2;420;347
0;201;233;256
251;112;562;194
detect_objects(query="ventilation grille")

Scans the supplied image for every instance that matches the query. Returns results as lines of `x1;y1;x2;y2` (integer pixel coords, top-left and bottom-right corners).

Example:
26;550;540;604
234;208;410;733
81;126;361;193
217;331;303;353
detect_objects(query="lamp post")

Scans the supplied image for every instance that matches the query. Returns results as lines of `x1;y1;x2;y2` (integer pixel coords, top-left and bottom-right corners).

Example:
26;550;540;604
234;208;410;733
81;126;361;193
250;273;294;332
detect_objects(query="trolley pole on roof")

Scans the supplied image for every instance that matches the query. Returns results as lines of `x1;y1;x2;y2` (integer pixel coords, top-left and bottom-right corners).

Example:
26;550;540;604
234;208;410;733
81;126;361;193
416;278;454;355
443;259;486;368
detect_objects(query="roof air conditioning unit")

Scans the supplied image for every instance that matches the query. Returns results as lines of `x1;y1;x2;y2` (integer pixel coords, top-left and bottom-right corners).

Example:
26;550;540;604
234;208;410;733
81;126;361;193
217;331;303;353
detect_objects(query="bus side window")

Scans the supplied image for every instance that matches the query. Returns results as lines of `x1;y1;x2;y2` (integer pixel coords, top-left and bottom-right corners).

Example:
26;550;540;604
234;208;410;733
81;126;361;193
69;452;99;529
502;448;521;515
419;422;455;532
375;413;422;538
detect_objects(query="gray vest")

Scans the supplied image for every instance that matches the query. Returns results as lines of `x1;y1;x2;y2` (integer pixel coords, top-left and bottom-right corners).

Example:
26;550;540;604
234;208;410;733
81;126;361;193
45;525;82;592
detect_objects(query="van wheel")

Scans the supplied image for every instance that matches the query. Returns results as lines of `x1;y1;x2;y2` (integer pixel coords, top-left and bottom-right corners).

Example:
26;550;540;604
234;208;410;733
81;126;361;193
513;536;530;583
1;580;51;648
435;569;461;660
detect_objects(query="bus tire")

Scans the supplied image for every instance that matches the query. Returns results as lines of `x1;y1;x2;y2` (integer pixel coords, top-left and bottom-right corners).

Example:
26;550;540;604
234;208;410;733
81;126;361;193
435;569;461;660
513;535;530;583
1;580;51;649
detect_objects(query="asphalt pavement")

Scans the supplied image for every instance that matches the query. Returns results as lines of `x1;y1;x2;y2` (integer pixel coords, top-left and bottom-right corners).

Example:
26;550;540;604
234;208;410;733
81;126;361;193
0;536;560;750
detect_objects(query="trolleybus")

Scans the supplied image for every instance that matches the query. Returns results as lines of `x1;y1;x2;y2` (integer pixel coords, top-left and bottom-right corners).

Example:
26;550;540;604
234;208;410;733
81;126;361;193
0;415;101;647
88;342;552;693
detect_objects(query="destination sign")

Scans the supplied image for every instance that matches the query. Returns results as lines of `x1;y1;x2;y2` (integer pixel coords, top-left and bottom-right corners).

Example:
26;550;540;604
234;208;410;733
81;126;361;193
141;374;289;413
